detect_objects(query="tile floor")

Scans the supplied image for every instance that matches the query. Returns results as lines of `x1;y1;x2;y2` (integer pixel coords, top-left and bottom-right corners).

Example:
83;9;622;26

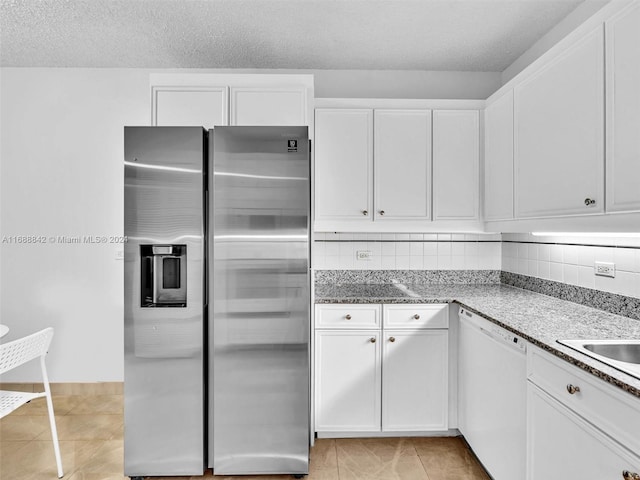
0;392;490;480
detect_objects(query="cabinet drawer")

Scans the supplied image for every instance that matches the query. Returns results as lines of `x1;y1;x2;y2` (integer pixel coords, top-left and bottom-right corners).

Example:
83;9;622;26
528;345;640;455
383;304;448;329
315;304;381;329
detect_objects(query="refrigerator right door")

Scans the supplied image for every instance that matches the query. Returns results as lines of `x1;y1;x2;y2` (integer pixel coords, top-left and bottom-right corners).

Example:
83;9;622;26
210;126;310;475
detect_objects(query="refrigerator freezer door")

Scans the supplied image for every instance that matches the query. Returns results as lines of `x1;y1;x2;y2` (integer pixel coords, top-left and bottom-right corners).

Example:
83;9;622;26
124;127;206;476
210;126;310;475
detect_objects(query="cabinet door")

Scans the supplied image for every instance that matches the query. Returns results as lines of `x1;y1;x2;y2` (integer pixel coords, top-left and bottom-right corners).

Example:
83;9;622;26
374;110;431;221
315;109;373;222
606;3;640;213
230;87;307;126
315;330;381;432
484;91;514;221
382;330;448;431
152;87;228;128
432;110;480;220
527;384;640;480
515;27;604;218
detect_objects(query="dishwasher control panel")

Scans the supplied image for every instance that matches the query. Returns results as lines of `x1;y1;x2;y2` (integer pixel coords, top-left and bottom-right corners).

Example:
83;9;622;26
459;307;527;353
489;325;527;352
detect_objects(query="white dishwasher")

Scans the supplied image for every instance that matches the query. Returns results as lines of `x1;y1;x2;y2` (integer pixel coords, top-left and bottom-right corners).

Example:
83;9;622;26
458;306;527;480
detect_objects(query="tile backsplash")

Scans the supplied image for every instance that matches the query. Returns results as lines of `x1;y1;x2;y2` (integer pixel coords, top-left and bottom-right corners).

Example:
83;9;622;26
313;233;502;271
501;233;640;300
313;231;640;300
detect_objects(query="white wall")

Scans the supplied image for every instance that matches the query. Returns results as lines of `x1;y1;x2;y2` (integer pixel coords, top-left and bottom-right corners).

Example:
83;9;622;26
501;0;610;84
0;68;150;382
0;66;501;383
312;70;500;99
146;67;501;99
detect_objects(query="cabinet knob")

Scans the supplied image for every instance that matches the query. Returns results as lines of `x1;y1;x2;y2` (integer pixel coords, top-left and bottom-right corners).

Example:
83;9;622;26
345;314;352;320
389;337;396;343
369;337;376;343
566;384;581;395
413;314;420;320
362;210;368;216
379;210;385;216
584;198;596;206
623;471;640;480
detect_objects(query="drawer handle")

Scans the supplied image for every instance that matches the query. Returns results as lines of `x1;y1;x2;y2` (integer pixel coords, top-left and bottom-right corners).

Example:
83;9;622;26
362;210;368;216
379;210;385;216
566;384;581;395
345;314;352;320
389;337;396;343
623;472;640;480
369;337;376;343
584;198;596;206
413;314;420;320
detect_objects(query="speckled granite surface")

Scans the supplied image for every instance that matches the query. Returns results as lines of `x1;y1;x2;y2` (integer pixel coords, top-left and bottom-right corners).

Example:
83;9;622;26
501;271;640;321
315;269;500;285
315;282;640;398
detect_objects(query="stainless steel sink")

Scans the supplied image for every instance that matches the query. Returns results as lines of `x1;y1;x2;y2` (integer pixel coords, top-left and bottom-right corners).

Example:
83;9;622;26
557;339;640;380
583;343;640;364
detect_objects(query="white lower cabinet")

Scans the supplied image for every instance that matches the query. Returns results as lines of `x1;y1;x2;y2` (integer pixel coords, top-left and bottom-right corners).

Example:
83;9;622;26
527;346;640;480
314;304;449;435
528;385;640;480
314;330;381;432
382;330;448;431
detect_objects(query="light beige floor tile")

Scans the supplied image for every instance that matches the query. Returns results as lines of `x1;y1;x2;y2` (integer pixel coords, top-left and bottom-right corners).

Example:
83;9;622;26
423;465;490;480
1;393;494;480
336;438;428;480
36;415;123;441
307;467;340;480
0;415;50;441
0;439;99;479
78;440;123;474
336;437;418;460
49;383;124;396
412;436;467;458
414;437;489;480
310;438;338;469
338;453;429;480
67;395;123;416
66;473;128;480
9;395;81;416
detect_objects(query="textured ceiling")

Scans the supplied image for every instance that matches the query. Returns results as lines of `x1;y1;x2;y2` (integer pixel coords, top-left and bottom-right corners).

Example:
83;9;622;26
1;0;585;71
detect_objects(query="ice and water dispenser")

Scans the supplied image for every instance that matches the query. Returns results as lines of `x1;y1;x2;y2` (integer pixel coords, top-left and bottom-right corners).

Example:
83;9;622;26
140;245;187;307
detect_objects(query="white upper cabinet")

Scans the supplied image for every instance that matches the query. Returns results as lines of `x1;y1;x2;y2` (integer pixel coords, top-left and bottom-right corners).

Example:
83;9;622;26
514;27;605;219
152;87;228;128
374;110;431;221
433;110;480;221
315;109;374;223
484;91;514;221
230;87;307;126
606;3;640;213
150;74;313;129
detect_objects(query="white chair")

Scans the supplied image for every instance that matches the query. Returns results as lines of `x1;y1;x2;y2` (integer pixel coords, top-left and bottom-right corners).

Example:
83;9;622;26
0;327;63;478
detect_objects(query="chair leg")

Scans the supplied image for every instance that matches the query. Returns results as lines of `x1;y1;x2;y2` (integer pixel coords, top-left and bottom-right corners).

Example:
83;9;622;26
41;358;64;478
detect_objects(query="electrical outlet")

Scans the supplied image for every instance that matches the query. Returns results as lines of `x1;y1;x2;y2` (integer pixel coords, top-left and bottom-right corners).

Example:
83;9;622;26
356;250;372;261
595;261;615;278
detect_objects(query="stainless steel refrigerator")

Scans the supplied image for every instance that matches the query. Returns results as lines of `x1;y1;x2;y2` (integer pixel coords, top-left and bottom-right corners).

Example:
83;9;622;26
124;126;310;478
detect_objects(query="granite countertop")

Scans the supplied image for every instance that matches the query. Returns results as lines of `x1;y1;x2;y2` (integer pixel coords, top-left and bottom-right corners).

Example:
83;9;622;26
315;283;640;398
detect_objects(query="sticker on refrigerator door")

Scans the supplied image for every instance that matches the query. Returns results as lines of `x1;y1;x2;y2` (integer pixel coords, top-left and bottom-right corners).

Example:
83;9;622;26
287;140;298;152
